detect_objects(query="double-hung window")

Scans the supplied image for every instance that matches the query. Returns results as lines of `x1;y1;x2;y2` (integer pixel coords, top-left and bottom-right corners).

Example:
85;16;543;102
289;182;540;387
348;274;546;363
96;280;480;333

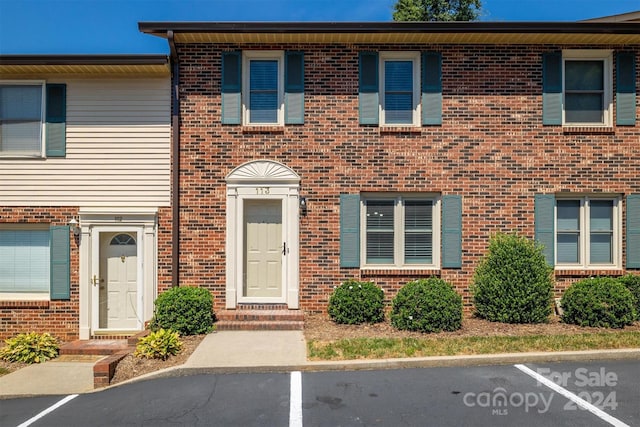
359;51;442;126
242;51;284;126
0;81;66;158
563;50;612;126
0;83;44;157
362;194;439;268
380;52;420;126
556;197;620;268
545;50;636;126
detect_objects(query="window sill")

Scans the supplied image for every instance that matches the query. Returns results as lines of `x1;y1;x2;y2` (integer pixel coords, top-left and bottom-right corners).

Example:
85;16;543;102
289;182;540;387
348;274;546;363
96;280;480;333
379;126;422;134
361;268;441;277
242;126;285;134
0;300;50;309
555;268;623;277
562;126;615;135
0;155;45;160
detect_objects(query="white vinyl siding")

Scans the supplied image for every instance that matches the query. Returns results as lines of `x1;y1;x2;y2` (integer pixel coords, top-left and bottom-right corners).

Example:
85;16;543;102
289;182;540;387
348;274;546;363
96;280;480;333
556;196;620;269
0;78;170;206
0;229;49;293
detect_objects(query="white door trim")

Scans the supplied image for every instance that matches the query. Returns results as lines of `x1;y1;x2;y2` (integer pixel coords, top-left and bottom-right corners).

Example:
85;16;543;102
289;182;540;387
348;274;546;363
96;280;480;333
91;226;144;332
226;160;300;309
78;208;157;339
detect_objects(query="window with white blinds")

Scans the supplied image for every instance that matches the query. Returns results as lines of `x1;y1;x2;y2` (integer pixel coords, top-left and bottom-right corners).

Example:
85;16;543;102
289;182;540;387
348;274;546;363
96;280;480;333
363;195;437;268
243;51;284;125
556;197;619;268
379;52;420;126
0;229;50;292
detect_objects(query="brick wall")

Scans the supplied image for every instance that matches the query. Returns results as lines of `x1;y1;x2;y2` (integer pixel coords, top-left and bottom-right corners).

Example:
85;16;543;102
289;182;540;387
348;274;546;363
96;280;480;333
0;207;80;340
175;43;640;312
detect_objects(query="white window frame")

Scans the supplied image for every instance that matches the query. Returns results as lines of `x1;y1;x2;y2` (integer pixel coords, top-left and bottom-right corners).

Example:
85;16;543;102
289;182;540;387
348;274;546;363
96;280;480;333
379;51;421;127
555;195;621;270
242;51;284;126
562;50;613;127
360;193;440;269
0;80;46;158
0;224;50;300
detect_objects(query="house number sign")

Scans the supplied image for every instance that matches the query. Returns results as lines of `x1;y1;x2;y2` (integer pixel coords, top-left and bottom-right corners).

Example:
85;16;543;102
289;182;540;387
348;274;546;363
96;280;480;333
255;187;270;195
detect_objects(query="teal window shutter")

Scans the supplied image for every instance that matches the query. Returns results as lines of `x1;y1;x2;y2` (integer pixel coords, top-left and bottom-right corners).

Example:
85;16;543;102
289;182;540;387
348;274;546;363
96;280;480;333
542;52;562;125
285;51;304;124
616;52;636;126
222;51;242;124
627;194;640;268
340;194;361;267
45;84;66;157
50;226;70;300
441;195;462;268
422;51;442;125
359;52;379;125
534;194;556;266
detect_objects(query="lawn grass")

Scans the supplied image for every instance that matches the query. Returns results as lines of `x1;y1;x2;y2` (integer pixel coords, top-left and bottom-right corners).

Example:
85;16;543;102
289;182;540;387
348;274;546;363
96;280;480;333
307;331;640;360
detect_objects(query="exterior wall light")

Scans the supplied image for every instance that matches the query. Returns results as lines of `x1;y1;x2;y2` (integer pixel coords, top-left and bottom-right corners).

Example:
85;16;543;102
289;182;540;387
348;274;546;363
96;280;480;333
68;217;80;235
299;197;307;216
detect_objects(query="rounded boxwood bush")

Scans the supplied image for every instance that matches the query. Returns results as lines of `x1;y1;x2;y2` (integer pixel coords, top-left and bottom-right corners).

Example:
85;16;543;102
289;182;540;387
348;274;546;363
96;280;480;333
561;277;636;328
391;278;463;333
150;286;214;335
617;274;640;320
328;280;384;324
472;233;554;324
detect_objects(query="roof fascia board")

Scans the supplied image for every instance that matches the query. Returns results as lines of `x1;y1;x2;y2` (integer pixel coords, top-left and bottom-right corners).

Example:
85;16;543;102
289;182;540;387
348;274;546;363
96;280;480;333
138;21;640;38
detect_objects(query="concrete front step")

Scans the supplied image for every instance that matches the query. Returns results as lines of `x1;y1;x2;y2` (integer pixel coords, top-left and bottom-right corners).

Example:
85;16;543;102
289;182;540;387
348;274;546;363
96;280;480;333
216;309;304;330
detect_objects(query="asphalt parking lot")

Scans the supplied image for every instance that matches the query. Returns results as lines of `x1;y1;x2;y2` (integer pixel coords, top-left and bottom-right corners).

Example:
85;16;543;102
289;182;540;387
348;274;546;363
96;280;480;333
2;360;637;426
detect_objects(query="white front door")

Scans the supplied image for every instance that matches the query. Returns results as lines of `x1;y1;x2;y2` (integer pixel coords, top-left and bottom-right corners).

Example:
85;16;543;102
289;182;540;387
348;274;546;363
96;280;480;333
243;199;283;298
92;229;142;331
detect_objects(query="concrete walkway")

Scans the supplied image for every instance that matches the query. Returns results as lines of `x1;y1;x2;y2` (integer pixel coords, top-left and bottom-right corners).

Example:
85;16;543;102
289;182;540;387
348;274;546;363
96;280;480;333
184;331;307;369
0;355;102;397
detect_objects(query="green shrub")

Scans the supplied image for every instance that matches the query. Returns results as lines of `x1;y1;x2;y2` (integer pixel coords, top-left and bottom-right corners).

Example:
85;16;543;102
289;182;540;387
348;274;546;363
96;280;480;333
391;278;463;333
472;233;554;323
0;332;59;364
617;274;640;320
134;329;183;360
561;278;636;328
150;286;214;335
328;280;385;324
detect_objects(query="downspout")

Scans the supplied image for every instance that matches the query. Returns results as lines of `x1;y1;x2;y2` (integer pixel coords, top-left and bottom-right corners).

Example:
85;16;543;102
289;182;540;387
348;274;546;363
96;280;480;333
168;30;180;288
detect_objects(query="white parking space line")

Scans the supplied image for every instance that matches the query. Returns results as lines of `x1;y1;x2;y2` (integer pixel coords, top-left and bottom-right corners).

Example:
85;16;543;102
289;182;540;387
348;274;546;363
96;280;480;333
16;394;79;427
514;364;629;427
290;371;303;427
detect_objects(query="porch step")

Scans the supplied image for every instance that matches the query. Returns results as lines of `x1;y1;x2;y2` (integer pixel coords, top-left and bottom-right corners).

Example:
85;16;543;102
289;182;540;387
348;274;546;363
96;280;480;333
215;309;304;331
60;330;148;356
59;339;131;356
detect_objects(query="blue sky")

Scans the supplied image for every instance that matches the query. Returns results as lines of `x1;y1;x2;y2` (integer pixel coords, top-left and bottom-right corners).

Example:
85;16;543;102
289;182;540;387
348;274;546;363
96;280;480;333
0;0;638;54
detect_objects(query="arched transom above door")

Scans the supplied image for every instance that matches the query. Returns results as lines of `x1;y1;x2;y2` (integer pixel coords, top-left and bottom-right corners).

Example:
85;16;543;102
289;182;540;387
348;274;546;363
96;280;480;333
226;160;300;185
